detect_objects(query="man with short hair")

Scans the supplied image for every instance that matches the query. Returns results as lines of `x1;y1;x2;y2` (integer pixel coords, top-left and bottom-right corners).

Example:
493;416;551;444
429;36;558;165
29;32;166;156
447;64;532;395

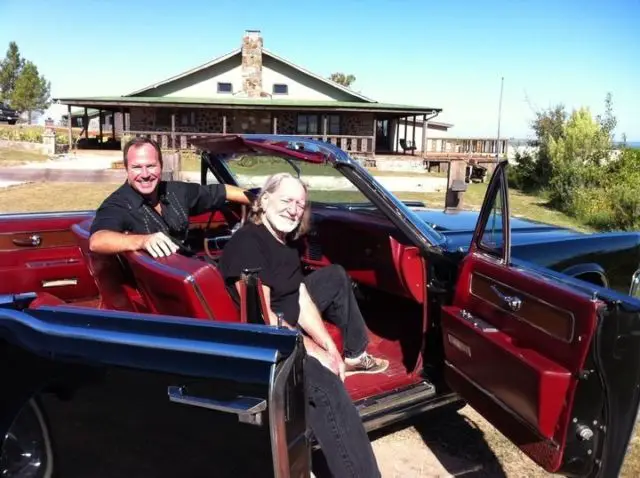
89;137;252;257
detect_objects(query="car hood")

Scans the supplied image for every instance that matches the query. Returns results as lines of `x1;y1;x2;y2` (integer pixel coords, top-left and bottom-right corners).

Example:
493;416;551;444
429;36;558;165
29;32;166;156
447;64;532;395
411;208;584;251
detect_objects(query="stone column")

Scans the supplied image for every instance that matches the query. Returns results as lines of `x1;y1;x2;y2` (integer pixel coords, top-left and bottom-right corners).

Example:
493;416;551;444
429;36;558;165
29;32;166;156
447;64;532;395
241;30;263;97
42;118;56;155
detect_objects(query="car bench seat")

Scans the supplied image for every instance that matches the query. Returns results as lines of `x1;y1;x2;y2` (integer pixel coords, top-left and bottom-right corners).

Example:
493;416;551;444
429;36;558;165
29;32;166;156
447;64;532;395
71;219;149;313
123;251;241;322
123;251;344;353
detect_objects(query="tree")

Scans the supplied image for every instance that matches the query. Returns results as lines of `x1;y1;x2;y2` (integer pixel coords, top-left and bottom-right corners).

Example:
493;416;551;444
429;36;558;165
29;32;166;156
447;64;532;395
0;41;24;101
10;61;51;124
329;72;356;87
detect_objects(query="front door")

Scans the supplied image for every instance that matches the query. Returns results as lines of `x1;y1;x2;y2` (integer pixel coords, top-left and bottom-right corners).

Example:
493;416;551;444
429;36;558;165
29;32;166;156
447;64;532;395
440;161;640;477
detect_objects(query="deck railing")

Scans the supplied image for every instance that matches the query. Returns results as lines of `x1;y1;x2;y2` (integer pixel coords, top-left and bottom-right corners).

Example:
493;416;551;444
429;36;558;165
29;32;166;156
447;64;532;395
124;131;375;156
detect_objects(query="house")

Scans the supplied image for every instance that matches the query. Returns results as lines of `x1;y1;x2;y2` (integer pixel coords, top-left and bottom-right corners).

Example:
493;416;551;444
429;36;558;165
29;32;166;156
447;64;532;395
56;30;469;158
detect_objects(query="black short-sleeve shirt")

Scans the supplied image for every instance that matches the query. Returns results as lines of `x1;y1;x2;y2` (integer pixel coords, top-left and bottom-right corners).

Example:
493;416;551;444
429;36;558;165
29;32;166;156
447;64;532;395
90;181;226;242
219;222;304;326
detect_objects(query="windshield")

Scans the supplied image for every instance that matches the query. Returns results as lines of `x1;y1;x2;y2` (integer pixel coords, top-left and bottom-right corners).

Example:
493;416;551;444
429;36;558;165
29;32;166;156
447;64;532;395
222;153;374;206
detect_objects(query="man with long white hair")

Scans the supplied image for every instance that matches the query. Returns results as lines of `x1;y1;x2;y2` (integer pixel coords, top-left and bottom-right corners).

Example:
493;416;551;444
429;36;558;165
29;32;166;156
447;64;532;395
219;172;384;477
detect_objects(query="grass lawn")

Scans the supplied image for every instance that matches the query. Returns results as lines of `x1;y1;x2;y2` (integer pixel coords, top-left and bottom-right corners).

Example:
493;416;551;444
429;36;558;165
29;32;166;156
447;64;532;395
0;180;588;232
0;147;49;167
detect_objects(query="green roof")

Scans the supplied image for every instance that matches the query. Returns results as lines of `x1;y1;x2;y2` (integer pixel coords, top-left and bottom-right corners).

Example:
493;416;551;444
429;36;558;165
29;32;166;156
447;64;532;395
54;96;441;115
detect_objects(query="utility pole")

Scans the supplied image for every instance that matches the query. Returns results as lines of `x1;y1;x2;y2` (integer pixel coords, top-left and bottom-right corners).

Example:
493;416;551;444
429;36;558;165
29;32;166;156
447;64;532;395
496;76;504;161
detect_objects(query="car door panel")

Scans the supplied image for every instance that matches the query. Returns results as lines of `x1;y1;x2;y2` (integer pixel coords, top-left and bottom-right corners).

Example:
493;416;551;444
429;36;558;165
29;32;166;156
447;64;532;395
441;252;599;470
0;212;98;300
0;301;307;477
439;161;640;476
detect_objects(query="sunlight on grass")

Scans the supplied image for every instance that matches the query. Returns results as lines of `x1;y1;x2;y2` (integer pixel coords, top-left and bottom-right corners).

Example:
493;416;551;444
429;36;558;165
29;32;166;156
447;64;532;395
0;180;589;232
0;147;49;167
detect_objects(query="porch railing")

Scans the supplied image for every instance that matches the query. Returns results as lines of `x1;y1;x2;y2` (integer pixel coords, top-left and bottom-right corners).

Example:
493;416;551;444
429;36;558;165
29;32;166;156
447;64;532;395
124;131;375;156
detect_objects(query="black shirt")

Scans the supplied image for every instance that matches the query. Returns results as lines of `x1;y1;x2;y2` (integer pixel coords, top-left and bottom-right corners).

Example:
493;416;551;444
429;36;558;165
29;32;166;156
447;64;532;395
90;181;227;242
219;222;304;326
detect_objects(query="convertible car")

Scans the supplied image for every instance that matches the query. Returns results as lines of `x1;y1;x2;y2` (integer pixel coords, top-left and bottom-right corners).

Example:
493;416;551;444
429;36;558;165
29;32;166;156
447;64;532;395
2;134;640;478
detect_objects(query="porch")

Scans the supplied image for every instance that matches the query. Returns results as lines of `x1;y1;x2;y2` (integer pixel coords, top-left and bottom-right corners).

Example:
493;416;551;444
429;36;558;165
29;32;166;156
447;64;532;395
56;97;448;159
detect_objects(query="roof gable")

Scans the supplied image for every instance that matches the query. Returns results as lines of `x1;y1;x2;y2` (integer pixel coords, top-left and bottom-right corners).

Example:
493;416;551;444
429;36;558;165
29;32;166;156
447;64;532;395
126;48;374;103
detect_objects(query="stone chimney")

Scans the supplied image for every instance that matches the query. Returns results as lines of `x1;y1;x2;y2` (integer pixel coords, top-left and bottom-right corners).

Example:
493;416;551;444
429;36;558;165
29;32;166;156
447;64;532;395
241;30;263;97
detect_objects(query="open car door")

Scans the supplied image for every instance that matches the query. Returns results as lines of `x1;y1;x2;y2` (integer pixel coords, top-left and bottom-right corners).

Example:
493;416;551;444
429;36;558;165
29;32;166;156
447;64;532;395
440;161;640;477
0;294;308;478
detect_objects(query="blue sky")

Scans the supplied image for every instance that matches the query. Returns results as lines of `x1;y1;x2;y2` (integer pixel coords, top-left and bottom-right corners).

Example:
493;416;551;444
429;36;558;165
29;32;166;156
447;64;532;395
1;0;638;139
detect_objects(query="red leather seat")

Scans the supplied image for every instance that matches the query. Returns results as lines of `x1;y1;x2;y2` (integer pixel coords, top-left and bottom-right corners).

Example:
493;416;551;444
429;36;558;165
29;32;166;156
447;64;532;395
123;251;240;322
71;219;149;312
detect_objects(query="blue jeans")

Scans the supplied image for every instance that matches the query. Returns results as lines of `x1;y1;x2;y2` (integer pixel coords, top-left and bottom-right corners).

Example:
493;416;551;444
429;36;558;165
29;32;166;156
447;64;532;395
304;356;381;477
304;265;369;359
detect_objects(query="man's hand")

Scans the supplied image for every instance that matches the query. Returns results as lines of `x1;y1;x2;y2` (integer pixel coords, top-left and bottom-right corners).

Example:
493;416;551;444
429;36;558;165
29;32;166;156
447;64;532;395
140;232;179;258
304;338;345;381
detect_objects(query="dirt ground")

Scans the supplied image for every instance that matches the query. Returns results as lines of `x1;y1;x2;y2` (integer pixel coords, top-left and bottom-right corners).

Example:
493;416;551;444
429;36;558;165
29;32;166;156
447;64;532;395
369;405;551;478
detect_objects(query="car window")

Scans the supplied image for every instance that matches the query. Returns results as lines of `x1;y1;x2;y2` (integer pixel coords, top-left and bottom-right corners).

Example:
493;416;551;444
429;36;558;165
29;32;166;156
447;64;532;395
478;184;505;257
224;153;373;206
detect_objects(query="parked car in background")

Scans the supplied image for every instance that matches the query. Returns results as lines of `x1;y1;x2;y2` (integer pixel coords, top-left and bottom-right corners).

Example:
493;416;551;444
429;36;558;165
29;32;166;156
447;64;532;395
0;102;18;124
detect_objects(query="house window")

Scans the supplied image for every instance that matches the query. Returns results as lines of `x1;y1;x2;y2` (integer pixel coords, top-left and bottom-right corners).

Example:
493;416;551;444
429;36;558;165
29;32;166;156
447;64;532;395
273;84;288;95
217;82;233;93
296;114;341;135
180;111;196;126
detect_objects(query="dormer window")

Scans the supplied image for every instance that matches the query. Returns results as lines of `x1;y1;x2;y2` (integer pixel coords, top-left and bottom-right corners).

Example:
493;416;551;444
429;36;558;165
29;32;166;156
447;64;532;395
272;84;288;95
217;82;233;93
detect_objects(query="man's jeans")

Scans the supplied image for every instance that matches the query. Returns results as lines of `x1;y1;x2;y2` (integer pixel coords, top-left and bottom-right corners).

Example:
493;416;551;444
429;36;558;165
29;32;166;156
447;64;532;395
304;356;381;477
303;265;369;359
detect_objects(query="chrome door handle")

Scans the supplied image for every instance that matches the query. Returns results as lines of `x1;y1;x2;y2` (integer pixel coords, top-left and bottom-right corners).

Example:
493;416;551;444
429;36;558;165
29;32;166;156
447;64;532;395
490;284;522;312
167;386;266;426
12;234;42;247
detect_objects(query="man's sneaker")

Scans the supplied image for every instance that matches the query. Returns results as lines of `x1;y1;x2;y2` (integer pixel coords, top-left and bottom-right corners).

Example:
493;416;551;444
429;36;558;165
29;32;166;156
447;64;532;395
344;352;389;376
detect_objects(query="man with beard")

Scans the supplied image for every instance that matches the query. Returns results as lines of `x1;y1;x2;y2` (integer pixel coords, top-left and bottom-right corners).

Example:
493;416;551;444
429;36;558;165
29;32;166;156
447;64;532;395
89;137;252;257
219;172;385;477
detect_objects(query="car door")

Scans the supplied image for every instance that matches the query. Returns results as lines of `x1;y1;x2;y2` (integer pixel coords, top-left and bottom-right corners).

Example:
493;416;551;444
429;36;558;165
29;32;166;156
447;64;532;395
0;297;308;478
439;161;640;477
0;211;98;301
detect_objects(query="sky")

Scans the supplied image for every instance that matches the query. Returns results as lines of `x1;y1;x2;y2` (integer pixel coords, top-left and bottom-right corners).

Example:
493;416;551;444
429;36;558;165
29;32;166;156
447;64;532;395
1;0;638;140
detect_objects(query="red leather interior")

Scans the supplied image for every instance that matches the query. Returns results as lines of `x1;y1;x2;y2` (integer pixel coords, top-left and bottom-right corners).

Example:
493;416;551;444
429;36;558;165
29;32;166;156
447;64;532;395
71;219;149;313
442;252;600;472
0;213;98;301
123;251;241;322
303;209;423;302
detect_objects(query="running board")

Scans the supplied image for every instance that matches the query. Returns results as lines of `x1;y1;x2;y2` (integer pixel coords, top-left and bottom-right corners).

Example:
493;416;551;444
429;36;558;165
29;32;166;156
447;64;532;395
354;381;461;432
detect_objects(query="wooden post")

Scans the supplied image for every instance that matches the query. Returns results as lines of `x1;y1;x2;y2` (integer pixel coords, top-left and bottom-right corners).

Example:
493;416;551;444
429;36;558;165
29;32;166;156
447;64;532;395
322;115;327;141
421;114;428;159
222;114;227;134
171;112;176;150
371;117;377;156
272;115;278;134
411;116;416;156
111;112;116;141
395;119;400;152
98;109;103;143
445;159;468;211
403;117;408;153
83;108;89;139
67;105;73;151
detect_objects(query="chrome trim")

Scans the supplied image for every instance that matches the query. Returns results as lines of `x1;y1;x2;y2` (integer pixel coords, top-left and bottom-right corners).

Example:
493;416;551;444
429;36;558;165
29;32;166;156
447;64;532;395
630;269;640;298
167;386;266;425
42;278;78;288
470;271;576;343
446;360;559;448
187;275;215;319
0;210;94;220
361;392;463;433
0;308;280;363
268;346;305;478
490;284;522;312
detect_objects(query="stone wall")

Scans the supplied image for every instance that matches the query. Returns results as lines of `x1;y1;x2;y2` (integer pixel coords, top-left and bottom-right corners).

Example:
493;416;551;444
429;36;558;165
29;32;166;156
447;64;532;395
343;113;374;136
273;112;296;134
129;108;224;133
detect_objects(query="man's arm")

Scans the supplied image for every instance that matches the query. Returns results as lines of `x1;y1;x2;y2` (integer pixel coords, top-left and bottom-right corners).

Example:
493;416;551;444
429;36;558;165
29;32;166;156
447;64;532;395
89;230;178;258
224;184;253;205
